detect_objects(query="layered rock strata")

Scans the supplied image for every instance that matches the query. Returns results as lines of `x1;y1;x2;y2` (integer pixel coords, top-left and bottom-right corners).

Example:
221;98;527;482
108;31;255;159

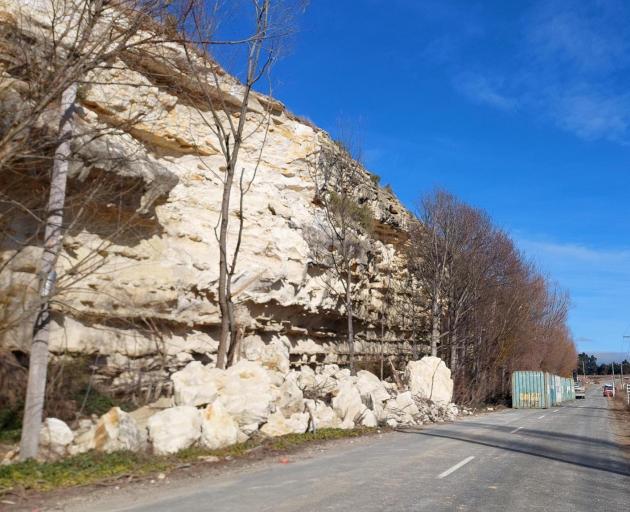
0;1;428;394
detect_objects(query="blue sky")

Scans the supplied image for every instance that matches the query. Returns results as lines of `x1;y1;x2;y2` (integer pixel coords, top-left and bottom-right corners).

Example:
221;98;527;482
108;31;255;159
247;0;630;356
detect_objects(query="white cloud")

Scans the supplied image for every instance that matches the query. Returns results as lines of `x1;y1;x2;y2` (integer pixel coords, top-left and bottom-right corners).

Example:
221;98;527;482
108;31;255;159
526;0;629;73
517;236;630;351
518;238;630;266
454;73;517;111
553;88;630;143
449;0;630;144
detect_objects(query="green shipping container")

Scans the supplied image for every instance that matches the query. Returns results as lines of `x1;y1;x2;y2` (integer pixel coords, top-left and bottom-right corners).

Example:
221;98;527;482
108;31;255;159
512;371;550;409
512;371;575;408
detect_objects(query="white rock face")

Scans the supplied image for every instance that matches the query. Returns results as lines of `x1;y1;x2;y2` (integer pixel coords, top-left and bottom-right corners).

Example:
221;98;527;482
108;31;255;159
200;400;240;450
92;407;145;453
0;2;419;393
405;357;454;405
260;411;309;437
39;418;74;460
147;406;202;455
172;361;221;407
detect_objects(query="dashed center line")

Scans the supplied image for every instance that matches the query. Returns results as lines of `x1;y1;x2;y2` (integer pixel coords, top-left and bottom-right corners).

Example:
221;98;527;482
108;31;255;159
553;410;559;413
510;426;523;434
537;415;546;419
437;456;475;479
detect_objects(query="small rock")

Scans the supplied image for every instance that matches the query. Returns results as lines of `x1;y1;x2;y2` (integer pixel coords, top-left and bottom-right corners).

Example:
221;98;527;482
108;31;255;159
198;455;220;463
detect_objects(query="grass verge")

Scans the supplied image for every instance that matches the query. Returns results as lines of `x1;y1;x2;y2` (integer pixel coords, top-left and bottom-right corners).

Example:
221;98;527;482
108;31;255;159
0;427;376;497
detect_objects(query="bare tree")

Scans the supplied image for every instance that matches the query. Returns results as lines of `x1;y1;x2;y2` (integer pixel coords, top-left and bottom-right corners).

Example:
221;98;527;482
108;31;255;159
1;0;189;460
306;139;373;375
408;189;577;404
180;0;301;369
410;191;469;357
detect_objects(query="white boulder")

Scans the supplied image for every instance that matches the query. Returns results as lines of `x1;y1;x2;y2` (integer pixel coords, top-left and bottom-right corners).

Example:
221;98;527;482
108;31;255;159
305;399;342;429
219;360;274;427
332;380;367;428
241;335;291;378
383;391;420;426
92;407;145;453
356;370;390;406
147;406;201;455
360;409;378;428
273;371;305;416
171;361;220;407
39;418;74;460
405;356;453;405
260;411;309;437
200;400;240;450
297;365;317;391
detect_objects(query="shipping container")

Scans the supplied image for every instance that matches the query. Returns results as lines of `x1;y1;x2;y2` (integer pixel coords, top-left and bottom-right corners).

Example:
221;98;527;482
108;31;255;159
511;371;575;409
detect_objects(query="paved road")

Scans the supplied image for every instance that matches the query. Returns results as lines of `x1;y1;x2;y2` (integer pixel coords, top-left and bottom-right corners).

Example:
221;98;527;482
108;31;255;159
84;388;629;512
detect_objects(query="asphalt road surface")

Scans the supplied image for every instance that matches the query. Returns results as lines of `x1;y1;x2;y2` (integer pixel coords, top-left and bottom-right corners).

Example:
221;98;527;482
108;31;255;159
82;388;629;512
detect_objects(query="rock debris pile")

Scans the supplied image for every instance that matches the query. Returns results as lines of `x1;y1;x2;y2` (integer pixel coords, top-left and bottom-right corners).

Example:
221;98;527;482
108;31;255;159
3;353;457;463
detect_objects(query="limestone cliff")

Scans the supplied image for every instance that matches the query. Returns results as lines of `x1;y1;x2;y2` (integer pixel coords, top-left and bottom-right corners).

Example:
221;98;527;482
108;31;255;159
0;1;426;397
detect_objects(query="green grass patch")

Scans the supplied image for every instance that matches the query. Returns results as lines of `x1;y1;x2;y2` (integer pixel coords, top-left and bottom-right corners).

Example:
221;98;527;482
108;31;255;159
0;429;21;444
0;428;378;496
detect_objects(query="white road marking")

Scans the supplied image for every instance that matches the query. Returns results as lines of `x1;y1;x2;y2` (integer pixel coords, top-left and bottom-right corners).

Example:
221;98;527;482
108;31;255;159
509;427;523;434
553;410;559;413
437;456;475;479
537;415;546;419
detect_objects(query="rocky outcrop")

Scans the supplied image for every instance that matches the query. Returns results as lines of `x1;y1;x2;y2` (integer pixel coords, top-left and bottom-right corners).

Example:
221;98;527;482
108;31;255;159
0;0;425;396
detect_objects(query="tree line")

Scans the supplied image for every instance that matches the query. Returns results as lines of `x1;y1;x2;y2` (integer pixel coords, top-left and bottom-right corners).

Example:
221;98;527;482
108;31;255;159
577;353;630;376
404;190;577;403
304;137;577;404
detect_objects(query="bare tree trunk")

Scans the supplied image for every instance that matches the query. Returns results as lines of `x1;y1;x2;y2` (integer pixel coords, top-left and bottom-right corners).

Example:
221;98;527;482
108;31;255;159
216;159;236;369
430;291;440;357
411;323;418;360
346;265;355;375
20;83;77;460
450;328;458;372
380;312;385;380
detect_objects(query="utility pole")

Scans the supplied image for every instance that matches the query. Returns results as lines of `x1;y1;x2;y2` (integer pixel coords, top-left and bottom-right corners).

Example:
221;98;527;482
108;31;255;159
611;362;616;397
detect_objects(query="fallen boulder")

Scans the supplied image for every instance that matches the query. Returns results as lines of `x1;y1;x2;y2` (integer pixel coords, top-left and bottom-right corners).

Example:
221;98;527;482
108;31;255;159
200;400;240;450
332;380;367;429
148;406;201;455
356;370;390;406
219;360;274;427
92;407;145;453
171;361;221;407
273;371;305;416
383;391;420;426
305;399;342;429
405;356;453;405
39;418;74;460
260;411;309;437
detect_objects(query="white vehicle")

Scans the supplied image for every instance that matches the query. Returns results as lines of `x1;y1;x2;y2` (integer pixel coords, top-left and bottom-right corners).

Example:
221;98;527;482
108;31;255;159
574;381;585;399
